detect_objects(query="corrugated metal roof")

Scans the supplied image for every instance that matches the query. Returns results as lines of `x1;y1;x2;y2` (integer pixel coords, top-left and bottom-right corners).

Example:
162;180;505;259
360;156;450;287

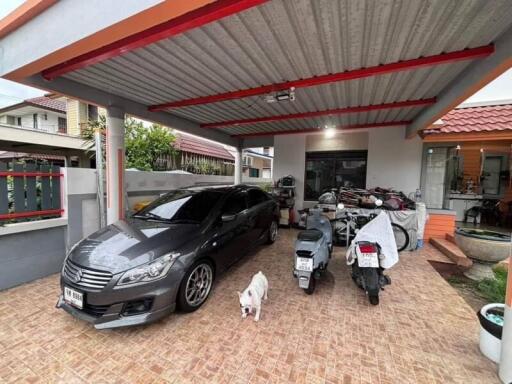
423;102;512;135
63;0;512;137
175;132;234;161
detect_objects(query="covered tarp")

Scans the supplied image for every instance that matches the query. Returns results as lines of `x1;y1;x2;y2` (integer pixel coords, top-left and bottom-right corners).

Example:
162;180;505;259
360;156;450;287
347;211;399;269
342;207;418;250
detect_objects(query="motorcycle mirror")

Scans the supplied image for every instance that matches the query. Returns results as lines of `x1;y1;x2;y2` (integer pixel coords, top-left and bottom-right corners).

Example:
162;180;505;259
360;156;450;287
375;199;383;207
337;203;344;210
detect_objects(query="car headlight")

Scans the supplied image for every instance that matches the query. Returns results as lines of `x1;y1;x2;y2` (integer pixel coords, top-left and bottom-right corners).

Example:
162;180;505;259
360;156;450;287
116;252;180;287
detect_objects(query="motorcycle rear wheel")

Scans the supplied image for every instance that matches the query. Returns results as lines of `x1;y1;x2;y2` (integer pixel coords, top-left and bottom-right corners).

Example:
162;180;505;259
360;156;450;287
368;294;380;305
304;276;316;295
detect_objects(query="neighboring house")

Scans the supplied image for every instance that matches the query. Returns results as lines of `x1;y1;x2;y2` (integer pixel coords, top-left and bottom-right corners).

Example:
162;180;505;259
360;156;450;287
421;100;512;228
0;95;67;134
157;131;235;175
0;94;101;167
242;147;273;178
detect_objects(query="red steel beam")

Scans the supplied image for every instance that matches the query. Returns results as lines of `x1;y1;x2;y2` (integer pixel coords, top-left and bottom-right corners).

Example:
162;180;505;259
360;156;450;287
201;98;435;128
41;0;268;80
0;172;62;177
231;121;411;138
149;45;494;111
0;209;64;220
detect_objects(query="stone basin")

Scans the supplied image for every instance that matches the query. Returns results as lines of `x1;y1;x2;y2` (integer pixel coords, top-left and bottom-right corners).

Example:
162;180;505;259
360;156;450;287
455;228;511;280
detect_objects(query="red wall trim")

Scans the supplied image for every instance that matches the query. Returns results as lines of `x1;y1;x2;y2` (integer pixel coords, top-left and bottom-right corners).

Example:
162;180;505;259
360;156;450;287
42;0;268;80
232;121;410;138
0;172;62;177
201;98;436;129
150;45;494;110
0;209;63;220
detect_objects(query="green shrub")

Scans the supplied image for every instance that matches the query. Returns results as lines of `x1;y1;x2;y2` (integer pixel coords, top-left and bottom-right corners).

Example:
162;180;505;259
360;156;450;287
477;265;508;303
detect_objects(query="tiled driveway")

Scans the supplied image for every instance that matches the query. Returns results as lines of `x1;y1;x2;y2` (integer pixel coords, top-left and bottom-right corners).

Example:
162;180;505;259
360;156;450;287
0;229;500;384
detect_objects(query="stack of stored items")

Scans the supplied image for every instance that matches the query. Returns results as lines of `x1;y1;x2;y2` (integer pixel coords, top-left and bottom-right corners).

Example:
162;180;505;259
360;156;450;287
272;175;295;226
338;187;416;210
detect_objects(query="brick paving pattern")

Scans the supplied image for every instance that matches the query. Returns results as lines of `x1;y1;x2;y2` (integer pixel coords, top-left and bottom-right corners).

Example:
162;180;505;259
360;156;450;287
0;230;500;383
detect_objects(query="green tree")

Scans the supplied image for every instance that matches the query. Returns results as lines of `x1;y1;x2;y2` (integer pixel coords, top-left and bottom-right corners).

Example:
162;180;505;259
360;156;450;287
82;116;177;171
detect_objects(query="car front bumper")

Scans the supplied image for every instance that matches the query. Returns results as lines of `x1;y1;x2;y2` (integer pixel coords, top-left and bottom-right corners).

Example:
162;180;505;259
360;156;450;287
57;266;184;329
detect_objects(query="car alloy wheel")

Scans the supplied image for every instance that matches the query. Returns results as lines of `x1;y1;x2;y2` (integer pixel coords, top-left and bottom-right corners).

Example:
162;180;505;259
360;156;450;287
268;220;278;244
185;263;213;307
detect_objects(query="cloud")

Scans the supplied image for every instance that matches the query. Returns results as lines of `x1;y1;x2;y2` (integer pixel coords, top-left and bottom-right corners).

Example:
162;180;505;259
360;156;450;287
0;79;45;108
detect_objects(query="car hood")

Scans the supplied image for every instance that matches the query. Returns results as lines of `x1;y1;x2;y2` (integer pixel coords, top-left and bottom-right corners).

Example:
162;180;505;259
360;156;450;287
69;218;198;273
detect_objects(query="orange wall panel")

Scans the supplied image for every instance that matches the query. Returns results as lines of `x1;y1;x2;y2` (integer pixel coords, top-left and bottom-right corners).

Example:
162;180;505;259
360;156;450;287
424;213;456;240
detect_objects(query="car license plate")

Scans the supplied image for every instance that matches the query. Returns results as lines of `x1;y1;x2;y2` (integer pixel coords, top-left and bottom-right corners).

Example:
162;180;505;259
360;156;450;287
296;257;313;272
64;286;83;309
357;252;379;268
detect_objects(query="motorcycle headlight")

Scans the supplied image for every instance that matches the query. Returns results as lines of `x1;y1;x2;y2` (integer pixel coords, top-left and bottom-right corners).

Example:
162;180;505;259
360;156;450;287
116;252;180;287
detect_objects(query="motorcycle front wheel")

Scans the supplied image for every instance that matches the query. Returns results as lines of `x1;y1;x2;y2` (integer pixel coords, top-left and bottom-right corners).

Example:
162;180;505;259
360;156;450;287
304;276;316;295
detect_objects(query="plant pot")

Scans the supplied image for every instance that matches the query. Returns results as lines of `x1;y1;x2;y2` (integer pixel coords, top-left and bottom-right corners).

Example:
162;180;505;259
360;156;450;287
454;228;510;281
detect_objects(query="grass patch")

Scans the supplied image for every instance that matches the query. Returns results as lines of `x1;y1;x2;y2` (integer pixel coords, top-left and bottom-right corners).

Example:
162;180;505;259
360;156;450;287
447;265;508;304
477;266;508;303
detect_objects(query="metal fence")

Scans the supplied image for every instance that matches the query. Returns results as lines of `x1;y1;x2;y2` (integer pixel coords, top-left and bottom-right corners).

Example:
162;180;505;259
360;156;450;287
0;162;63;222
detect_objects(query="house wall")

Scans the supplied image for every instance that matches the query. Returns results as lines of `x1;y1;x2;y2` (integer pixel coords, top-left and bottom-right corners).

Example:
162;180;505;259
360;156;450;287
273;134;306;217
273;128;422;221
366;126;423;195
66;99;80;136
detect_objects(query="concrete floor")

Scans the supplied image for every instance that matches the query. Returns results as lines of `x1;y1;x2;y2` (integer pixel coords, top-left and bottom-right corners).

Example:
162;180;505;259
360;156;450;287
0;229;500;383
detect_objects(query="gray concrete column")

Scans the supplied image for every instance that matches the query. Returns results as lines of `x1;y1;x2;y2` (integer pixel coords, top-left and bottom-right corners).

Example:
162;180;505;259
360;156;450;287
105;106;125;224
234;143;243;185
499;256;512;383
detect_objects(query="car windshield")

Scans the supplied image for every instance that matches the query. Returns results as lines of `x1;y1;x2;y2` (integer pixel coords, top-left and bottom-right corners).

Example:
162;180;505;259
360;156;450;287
133;190;223;223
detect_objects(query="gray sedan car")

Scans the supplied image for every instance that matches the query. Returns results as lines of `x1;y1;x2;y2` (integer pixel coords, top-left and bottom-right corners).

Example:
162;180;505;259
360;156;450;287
56;185;279;329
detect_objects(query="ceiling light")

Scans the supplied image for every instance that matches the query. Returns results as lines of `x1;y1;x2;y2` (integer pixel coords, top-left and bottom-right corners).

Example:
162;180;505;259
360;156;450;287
324;126;336;138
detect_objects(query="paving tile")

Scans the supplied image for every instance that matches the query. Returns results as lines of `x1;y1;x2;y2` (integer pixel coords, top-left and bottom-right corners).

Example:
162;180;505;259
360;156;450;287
0;232;501;383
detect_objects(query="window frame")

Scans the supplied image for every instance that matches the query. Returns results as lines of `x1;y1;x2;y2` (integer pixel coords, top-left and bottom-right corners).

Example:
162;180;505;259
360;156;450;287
304;150;368;201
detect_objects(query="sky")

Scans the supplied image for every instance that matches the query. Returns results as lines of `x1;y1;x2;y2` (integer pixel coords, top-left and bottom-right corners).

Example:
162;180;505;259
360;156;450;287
0;0;511;108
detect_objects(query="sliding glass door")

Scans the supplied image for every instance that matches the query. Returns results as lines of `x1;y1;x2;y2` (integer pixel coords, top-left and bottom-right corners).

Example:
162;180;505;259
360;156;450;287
305;151;367;200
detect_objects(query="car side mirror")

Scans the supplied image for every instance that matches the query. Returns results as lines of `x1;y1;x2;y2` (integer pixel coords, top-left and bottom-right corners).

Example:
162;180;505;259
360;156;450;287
221;213;236;222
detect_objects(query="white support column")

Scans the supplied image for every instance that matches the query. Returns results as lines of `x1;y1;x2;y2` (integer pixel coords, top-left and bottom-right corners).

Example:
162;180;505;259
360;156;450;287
234;143;243;185
105;106;125;225
499;255;512;383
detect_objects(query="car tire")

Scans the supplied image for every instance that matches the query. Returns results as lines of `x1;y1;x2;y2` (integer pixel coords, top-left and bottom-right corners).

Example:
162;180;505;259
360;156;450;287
177;259;214;313
266;220;278;244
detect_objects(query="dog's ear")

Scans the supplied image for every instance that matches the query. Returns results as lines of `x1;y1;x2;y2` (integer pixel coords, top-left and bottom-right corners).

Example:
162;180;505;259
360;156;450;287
247;289;252;297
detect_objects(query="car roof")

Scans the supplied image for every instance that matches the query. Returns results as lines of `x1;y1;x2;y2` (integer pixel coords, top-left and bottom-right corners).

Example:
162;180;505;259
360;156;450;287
178;184;258;193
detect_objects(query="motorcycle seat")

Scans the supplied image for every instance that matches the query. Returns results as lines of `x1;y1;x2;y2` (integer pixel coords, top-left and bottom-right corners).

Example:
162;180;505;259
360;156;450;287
297;229;323;242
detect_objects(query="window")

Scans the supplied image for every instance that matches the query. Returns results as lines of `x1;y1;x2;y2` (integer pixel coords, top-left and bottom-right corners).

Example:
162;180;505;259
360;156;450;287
58;117;67;133
6;115;15;125
222;192;247;215
17;117;21;126
33;114;38;129
88;104;99;121
135;190;223;223
243;156;253;166
248;189;269;207
482;155;503;196
249;168;259;178
305;151;367;200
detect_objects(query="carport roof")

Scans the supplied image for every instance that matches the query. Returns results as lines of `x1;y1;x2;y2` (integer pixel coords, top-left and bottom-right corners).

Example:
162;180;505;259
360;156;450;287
2;0;512;145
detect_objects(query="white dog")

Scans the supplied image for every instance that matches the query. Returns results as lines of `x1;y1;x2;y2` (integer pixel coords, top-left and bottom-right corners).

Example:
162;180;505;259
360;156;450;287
238;271;268;322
